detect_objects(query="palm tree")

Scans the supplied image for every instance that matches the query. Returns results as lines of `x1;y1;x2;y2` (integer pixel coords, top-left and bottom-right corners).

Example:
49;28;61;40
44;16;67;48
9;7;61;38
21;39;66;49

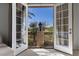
29;22;37;46
28;12;35;19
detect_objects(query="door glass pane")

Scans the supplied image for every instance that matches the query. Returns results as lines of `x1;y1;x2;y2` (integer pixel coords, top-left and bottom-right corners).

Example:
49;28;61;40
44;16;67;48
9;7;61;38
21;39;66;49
16;25;21;32
56;3;69;47
63;10;68;17
16;18;21;24
63;25;68;32
56;5;61;12
56;32;62;45
16;32;21;39
64;40;68;46
63;32;68;46
56;19;60;25
56;26;61;32
62;3;68;10
63;18;68;24
63;33;68;39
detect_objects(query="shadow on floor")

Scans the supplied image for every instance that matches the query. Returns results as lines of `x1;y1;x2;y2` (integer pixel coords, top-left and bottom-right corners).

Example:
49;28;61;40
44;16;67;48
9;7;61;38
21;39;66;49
18;48;71;56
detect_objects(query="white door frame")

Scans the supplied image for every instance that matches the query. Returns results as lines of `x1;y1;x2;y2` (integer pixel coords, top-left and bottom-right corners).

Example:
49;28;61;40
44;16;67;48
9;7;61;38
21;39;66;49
27;3;54;48
54;3;73;54
12;3;28;55
26;3;73;55
25;4;29;49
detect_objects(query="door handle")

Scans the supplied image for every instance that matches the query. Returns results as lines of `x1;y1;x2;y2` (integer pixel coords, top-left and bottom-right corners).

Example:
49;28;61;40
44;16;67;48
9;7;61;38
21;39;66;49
69;28;72;34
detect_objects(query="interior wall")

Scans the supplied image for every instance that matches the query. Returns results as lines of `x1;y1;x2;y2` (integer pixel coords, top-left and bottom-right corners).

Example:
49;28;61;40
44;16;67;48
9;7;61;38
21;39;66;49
0;3;11;46
8;4;12;47
73;3;79;49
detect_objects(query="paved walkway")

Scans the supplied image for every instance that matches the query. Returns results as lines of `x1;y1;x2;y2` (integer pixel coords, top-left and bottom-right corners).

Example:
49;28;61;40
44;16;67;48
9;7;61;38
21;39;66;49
18;48;70;56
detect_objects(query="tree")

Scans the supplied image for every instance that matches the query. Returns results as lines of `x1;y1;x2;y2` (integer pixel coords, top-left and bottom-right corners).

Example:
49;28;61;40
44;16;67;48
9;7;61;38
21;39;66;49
28;12;35;19
29;22;37;46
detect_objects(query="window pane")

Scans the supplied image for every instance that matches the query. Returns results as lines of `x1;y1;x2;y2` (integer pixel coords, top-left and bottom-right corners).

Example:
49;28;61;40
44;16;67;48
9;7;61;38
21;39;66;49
62;3;68;10
63;25;68;32
16;18;21;24
56;5;61;12
64;40;68;46
63;10;68;17
63;18;68;24
16;25;21;32
16;33;21;39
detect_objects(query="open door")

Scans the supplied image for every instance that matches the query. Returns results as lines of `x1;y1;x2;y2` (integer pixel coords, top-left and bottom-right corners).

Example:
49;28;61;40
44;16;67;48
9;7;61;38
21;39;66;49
25;4;28;48
54;3;73;54
21;4;28;48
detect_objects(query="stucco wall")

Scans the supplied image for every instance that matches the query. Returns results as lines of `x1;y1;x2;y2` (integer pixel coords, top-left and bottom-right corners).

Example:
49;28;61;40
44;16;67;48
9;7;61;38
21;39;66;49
73;3;79;49
0;3;10;45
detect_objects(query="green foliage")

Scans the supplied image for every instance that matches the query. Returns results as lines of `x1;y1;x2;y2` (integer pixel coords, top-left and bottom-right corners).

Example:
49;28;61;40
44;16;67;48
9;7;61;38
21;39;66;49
28;21;54;46
28;37;33;46
28;12;35;19
29;22;37;34
29;22;37;45
45;27;54;32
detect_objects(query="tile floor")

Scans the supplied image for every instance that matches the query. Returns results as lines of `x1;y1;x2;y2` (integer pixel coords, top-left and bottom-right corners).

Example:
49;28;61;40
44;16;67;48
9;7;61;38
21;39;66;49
73;49;79;56
18;48;71;56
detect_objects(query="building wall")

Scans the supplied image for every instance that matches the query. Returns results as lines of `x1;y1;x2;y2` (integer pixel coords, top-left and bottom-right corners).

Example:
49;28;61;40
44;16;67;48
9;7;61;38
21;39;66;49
73;3;79;49
0;3;11;46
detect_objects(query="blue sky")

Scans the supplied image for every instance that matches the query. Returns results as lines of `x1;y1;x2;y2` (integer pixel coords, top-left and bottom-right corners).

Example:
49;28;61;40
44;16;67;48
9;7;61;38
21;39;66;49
28;7;54;27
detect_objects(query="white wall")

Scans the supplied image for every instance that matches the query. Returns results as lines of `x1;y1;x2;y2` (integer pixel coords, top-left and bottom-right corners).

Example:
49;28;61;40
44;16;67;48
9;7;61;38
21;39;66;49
73;3;79;49
0;3;9;45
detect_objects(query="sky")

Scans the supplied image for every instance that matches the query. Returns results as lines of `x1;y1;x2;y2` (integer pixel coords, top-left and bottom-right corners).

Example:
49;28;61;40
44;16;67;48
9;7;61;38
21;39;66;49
28;7;54;27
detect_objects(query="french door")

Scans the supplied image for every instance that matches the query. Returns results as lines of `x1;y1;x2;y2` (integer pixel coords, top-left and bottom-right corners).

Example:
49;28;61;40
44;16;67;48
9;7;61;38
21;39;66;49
54;3;73;54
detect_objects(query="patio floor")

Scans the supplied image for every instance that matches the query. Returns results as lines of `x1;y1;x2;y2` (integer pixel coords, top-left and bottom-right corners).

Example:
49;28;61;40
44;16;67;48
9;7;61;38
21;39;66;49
17;48;71;56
